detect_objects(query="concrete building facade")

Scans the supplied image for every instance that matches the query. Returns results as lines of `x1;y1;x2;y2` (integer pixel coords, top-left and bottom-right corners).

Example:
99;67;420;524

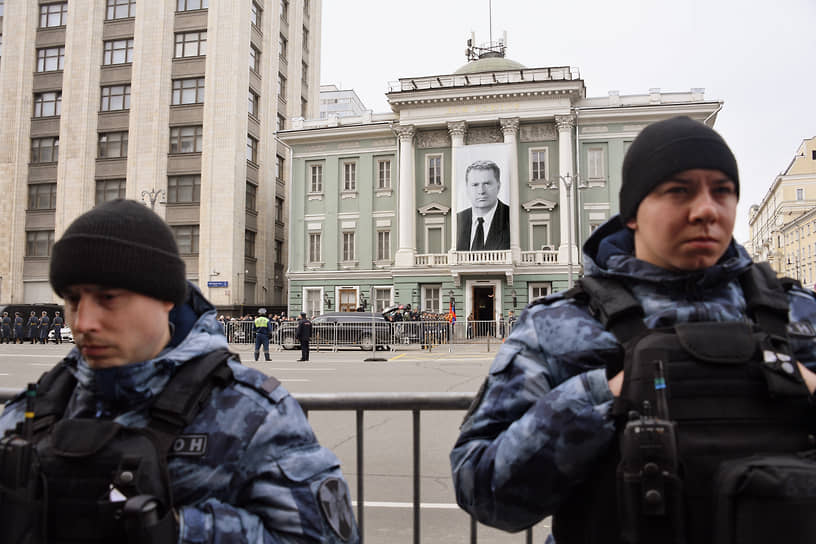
280;42;722;322
749;137;816;283
0;0;322;313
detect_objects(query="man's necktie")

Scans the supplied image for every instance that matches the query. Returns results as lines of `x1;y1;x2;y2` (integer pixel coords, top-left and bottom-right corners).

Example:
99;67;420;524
471;217;485;251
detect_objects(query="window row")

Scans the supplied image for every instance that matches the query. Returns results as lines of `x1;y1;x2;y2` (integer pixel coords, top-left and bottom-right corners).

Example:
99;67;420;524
106;0;209;21
306;159;394;193
30;87;127;116
306;231;392;263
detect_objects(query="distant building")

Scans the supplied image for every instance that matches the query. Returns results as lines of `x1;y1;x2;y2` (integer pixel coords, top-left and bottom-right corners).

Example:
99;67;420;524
319;84;368;119
749;136;816;283
279;37;722;321
0;0;322;311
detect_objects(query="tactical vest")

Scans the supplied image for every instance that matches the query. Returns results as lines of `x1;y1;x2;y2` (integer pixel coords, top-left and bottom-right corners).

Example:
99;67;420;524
0;348;238;544
553;263;816;544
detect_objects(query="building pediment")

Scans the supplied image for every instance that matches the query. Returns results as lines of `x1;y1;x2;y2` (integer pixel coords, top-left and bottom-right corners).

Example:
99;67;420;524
418;203;451;216
522;199;557;212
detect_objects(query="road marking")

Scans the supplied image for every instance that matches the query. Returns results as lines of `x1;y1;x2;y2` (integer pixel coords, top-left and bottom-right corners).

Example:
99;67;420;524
262;367;336;371
390;353;407;361
280;379;310;382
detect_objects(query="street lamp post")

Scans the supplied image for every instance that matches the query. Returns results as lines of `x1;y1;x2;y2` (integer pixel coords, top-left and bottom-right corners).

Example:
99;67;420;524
141;188;166;210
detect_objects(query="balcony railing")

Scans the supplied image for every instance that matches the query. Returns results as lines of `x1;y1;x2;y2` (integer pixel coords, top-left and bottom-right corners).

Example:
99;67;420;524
414;249;560;267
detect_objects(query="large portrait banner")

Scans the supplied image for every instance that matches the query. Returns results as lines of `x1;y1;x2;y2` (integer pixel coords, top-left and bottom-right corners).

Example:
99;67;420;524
455;142;513;251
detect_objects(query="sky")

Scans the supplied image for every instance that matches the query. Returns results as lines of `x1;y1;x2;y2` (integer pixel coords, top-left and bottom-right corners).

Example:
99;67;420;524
320;0;816;243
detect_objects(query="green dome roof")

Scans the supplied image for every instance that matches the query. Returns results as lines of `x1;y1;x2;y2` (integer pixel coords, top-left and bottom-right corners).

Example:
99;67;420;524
454;56;526;75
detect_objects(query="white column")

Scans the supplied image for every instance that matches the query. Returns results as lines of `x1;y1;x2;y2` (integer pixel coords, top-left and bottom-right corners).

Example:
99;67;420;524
555;114;578;264
447;121;466;255
500;117;521;263
394;125;416;267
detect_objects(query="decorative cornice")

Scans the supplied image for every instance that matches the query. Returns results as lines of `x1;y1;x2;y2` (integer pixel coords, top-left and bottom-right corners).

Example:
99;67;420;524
418;203;451;216
522;198;558;212
555;114;575;131
393;124;415;141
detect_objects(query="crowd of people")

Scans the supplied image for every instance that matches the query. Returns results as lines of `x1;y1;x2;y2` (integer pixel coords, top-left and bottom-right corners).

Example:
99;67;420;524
0;310;66;344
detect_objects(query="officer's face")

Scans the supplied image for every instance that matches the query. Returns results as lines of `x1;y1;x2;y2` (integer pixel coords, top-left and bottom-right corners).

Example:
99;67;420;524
626;169;737;271
62;285;174;368
465;169;501;215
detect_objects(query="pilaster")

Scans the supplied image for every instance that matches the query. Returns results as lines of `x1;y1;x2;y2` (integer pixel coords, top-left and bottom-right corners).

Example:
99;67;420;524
447;121;466;256
394;124;416;267
555;114;578;264
500;117;521;262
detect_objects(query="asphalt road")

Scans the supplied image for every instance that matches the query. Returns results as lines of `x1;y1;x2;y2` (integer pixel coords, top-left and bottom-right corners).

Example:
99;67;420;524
0;342;552;543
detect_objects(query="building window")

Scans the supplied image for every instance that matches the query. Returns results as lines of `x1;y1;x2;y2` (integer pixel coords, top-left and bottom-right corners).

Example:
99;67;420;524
177;0;208;11
98;131;128;158
251;2;262;27
796;188;804;200
377;159;392;189
343;161;357;191
279;34;287;62
275;240;283;263
303;0;310;16
373;287;391;312
248;89;259;117
426;154;442;186
100;85;131;111
34;92;61;117
309;163;323;193
276;155;285;180
246;181;257;212
40;3;68;28
275;197;284;223
277;114;286;131
587;147;606;180
423;286;440;313
377;231;391;261
249;45;260;73
172;225;200;254
106;0;136;20
342;232;356;262
302;27;309;54
308;232;321;263
26;230;54;257
530;148;549;181
172;77;205;105
95;179;127;205
529;283;552;299
103;39;134;65
169;126;203;153
245;230;256;258
280;0;289;22
174;31;207;58
31;137;59;163
36;47;65;72
301;61;308;86
247;135;258;163
167;175;201;203
301;98;308;118
277;72;287;99
28;183;57;210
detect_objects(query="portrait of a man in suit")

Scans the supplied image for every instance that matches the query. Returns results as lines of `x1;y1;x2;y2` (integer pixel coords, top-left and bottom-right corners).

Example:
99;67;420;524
456;160;510;251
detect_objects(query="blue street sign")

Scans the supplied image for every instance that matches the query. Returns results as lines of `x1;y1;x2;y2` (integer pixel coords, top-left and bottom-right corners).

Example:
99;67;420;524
207;281;229;288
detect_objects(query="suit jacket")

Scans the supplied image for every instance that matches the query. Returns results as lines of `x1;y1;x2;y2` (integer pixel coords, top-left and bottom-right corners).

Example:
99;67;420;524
456;200;510;251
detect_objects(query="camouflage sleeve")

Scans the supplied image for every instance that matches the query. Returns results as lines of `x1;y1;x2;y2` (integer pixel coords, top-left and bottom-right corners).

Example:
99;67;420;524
450;300;619;532
178;390;359;544
787;286;816;371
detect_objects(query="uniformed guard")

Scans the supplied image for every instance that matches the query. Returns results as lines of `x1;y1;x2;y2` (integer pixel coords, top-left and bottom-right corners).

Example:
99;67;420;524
0;312;11;343
51;310;64;344
296;311;312;362
253;308;271;361
25;311;38;344
0;199;358;543
13;312;24;344
38;311;50;344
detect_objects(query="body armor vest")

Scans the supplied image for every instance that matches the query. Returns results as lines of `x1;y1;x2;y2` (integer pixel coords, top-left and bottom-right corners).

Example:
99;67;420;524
553;264;816;544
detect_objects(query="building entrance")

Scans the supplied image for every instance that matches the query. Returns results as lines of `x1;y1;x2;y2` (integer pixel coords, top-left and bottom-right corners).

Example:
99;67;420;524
472;286;495;336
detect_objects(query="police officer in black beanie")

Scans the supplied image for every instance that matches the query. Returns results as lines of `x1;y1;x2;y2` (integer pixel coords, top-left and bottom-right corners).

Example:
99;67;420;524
0;199;360;543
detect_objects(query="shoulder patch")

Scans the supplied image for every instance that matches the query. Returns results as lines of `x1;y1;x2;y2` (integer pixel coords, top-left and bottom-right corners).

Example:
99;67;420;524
169;434;208;456
318;478;354;541
788;321;816;338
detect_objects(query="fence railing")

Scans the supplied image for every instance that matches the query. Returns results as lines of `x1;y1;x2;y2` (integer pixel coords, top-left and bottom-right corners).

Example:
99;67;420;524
223;320;519;350
0;388;542;543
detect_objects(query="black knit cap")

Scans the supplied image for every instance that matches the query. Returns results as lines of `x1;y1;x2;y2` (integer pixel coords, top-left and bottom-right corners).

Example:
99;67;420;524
620;116;739;221
49;199;187;306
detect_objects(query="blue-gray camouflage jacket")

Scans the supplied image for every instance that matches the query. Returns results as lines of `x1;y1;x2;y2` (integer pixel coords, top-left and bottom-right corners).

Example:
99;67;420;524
450;216;816;534
0;283;359;543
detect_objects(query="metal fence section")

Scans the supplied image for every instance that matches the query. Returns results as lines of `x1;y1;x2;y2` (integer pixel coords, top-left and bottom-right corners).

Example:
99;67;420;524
224;320;519;350
0;388;539;543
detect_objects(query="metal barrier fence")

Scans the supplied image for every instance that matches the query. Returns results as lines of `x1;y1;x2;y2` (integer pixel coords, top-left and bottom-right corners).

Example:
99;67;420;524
224;320;519;351
0;388;540;543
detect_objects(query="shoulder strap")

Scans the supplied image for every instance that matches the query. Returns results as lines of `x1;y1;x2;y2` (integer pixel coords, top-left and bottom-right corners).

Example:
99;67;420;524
579;276;647;344
146;348;235;454
739;262;791;338
25;360;79;436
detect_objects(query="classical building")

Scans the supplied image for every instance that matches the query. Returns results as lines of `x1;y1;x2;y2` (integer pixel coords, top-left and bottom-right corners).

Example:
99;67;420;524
0;0;321;312
749;136;816;283
279;40;722;321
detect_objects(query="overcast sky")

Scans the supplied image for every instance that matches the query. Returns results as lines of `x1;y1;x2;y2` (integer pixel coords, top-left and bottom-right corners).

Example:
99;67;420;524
320;0;816;243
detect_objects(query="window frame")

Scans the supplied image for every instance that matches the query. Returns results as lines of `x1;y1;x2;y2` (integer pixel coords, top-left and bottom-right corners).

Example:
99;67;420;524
33;91;62;118
246;181;258;212
342;231;356;262
248;89;260;117
251;2;262;28
529;147;549;183
94;178;127;205
31;137;59;164
422;285;441;313
167;175;201;204
25;230;55;257
309;163;323;193
308;232;322;263
102;38;134;66
97;131;128;159
106;0;136;20
39;2;68;29
426;153;443;186
377;158;392;189
172;77;205;105
100;85;131;112
249;45;260;73
28;183;57;211
169;126;204;154
36;46;65;72
376;230;391;261
172;225;201;255
245;229;257;259
177;0;208;12
174;31;207;59
247;135;259;164
586;146;606;181
342;160;357;192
